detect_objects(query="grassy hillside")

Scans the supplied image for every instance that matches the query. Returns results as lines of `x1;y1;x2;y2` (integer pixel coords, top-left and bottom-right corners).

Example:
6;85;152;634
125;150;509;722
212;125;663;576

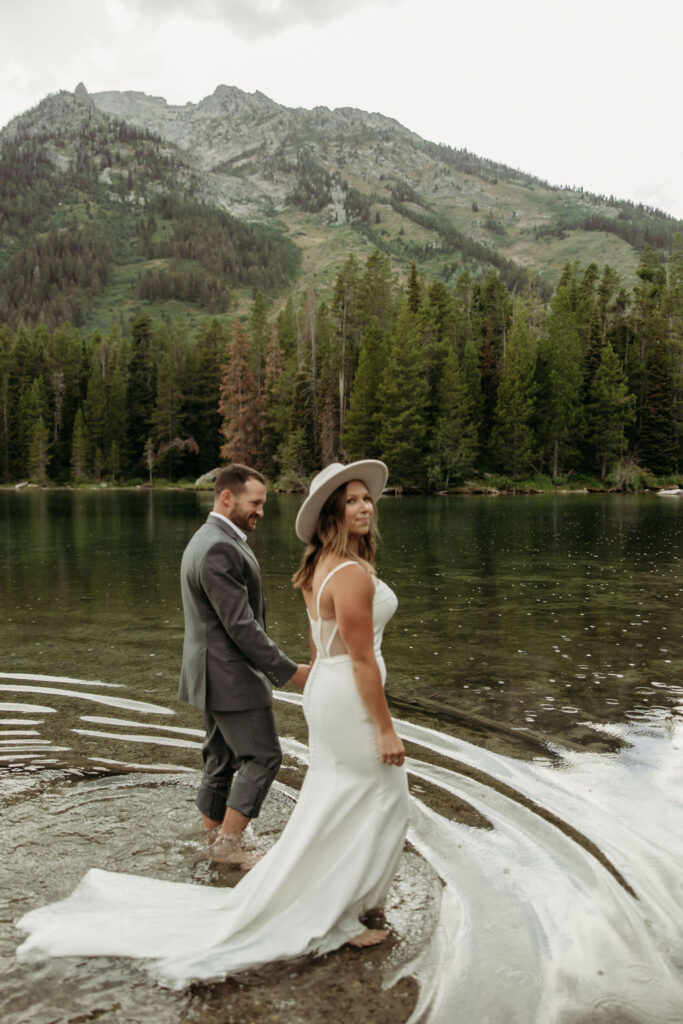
0;114;300;334
1;84;682;332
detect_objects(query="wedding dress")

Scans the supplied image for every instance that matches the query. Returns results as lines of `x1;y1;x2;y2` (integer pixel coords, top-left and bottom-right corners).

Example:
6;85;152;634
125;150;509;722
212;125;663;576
16;563;411;988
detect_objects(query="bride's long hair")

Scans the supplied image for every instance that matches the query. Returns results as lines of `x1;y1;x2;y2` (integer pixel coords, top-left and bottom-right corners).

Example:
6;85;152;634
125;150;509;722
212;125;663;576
292;481;378;591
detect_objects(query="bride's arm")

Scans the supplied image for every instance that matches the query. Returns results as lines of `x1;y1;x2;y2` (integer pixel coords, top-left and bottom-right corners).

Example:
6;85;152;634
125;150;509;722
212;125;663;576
331;567;405;766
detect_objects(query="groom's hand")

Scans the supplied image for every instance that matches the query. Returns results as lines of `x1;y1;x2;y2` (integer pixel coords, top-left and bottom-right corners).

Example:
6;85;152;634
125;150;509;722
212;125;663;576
289;664;310;690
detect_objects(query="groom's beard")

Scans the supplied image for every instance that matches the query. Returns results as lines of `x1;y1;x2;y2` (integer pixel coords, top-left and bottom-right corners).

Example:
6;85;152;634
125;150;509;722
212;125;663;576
229;507;260;532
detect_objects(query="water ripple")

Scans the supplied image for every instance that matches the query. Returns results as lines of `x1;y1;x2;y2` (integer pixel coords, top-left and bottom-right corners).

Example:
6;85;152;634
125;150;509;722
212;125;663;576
0;684;174;715
0;679;681;1022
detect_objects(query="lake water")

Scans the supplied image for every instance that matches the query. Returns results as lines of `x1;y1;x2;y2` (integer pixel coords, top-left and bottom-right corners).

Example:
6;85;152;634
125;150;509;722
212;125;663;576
1;489;682;1023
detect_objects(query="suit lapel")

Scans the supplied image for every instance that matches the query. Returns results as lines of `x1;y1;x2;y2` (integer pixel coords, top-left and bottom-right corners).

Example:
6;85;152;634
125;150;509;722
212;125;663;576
207;513;262;577
236;535;261;574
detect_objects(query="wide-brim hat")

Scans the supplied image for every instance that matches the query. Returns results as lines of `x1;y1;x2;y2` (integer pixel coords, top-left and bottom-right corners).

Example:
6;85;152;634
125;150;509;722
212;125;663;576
295;460;388;542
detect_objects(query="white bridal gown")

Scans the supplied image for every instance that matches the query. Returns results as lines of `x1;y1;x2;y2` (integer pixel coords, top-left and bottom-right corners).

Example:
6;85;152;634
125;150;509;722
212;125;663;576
16;563;411;988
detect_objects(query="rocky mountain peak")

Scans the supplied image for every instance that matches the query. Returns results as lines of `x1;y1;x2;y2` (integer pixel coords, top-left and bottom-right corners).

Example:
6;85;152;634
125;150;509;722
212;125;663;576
1;83;99;142
74;82;92;107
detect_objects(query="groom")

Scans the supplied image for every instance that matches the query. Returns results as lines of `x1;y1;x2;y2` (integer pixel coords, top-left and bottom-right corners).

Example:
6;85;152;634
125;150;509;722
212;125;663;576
179;463;309;864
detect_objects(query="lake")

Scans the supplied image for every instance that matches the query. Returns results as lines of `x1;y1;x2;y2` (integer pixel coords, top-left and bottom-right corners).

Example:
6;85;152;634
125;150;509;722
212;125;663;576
1;489;682;1023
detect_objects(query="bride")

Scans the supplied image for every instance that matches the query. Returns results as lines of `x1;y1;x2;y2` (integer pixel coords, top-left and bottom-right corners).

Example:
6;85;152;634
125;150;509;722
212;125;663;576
16;460;410;987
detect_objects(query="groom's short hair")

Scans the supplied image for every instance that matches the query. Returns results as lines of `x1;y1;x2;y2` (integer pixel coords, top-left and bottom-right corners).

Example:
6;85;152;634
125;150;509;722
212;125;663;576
214;464;267;498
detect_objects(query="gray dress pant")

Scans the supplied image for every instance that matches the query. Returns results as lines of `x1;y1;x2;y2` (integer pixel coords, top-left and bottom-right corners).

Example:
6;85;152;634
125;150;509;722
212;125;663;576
196;706;282;821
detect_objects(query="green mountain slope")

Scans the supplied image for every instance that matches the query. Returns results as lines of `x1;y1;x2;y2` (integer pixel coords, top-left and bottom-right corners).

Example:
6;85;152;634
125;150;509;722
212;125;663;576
0;89;300;332
1;82;681;331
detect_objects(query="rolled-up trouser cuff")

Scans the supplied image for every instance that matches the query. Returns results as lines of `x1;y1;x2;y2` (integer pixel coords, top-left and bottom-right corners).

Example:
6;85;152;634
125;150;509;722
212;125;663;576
196;782;232;822
195;706;282;821
196;757;280;820
228;757;280;818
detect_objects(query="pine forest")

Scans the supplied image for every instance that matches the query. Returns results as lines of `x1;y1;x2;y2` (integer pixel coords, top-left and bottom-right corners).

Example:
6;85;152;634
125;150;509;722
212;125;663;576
2;241;682;491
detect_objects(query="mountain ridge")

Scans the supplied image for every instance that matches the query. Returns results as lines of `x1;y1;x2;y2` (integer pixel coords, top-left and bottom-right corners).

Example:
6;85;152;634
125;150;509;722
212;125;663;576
1;81;681;332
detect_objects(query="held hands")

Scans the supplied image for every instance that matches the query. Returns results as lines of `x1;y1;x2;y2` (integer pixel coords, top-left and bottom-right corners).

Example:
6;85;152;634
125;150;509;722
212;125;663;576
289;663;311;690
378;727;405;767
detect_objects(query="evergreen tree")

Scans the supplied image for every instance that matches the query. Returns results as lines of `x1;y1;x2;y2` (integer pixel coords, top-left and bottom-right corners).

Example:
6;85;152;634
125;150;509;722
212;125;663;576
342;318;384;460
332;255;361;436
16;377;49;479
45;323;82;481
259;326;294;477
70;408;89;482
596;265;622;344
314;302;339;464
249;291;269;401
107;361;128;475
83;356;108;468
463;338;484;449
126;313;156;472
587;342;635;480
429;342;478;488
667;233;683;469
426;280;456;347
407;259;421;314
183;319;225;476
277;296;299;362
152;333;186;476
277;427;311;488
453;270;477;356
218;320;258;464
535;285;583;478
637;342;678;475
490;301;538;477
108;439;121;482
0;325;13;482
358;250;396;333
377;303;429;488
575;262;600;350
476;271;510;447
284;367;315;475
631;245;666;424
27;415;50;483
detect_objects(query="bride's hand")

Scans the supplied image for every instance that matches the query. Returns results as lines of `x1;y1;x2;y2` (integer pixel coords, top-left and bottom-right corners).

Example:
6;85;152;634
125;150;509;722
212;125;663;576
378;728;405;767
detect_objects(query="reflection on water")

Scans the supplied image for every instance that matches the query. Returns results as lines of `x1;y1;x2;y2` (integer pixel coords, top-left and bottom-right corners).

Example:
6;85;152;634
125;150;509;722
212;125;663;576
1;490;682;1022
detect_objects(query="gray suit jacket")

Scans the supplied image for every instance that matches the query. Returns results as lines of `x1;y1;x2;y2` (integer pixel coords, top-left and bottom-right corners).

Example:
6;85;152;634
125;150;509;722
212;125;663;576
178;514;296;711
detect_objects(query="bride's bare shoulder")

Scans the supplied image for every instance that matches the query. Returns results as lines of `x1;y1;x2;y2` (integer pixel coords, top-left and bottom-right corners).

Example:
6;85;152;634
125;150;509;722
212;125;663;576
327;560;374;597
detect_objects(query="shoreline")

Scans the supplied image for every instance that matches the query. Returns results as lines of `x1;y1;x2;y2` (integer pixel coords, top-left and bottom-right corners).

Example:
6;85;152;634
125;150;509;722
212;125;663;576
4;480;681;497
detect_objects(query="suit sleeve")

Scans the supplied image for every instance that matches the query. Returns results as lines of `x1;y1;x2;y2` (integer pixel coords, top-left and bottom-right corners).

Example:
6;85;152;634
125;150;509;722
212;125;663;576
200;541;297;687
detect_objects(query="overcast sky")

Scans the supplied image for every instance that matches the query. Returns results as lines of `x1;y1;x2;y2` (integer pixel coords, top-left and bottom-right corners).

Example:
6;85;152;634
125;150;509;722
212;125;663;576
1;0;681;220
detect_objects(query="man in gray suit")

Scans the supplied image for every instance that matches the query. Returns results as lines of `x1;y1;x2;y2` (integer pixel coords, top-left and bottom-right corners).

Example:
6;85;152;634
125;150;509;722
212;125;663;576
179;463;309;865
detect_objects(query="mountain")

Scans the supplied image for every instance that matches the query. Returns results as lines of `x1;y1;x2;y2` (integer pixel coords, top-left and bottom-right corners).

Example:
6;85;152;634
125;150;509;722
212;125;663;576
1;82;681;331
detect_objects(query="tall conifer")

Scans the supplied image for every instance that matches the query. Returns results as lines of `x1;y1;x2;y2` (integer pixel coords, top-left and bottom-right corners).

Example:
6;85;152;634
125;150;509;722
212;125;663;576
536;285;583;478
377;303;428;487
587;341;635;480
126;313;156;472
638;342;677;475
490;301;537;477
218;320;258;465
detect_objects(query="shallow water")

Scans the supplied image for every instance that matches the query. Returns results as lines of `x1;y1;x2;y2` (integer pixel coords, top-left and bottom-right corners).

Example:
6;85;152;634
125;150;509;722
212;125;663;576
1;490;682;1022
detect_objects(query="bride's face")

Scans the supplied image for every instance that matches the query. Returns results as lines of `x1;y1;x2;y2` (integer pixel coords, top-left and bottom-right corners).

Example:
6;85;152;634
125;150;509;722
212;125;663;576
343;480;374;538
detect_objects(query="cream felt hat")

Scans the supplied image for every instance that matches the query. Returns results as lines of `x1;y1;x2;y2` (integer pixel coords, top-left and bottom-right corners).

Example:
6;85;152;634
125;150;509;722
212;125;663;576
295;460;388;542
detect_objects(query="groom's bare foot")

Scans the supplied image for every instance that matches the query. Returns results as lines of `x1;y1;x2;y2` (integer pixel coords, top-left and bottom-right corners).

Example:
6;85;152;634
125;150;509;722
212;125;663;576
347;928;388;948
209;835;261;869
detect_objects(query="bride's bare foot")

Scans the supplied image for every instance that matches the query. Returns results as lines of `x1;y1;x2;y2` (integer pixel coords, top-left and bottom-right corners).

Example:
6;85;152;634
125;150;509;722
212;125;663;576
347;927;388;948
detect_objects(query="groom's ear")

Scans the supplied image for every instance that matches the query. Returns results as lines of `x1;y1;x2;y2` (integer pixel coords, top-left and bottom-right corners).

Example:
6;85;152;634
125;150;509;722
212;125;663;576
218;488;234;512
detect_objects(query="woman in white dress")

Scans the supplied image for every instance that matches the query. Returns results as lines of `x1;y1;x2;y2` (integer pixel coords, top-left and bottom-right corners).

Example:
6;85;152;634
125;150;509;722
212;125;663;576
16;460;410;986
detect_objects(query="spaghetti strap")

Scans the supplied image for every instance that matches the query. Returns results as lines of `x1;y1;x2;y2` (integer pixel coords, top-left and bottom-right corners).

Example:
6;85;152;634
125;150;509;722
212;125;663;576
314;561;360;617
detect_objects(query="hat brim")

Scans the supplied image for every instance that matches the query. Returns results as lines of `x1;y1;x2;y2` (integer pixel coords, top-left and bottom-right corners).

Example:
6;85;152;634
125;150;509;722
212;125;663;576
295;460;388;542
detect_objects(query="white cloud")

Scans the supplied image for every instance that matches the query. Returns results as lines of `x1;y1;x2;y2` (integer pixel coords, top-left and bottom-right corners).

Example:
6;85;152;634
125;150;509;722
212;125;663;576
101;0;398;40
